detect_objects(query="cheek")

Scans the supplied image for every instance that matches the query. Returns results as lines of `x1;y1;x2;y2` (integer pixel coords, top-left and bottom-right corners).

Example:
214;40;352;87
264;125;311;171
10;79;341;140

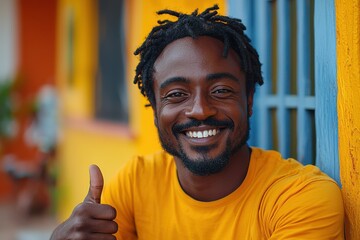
156;106;181;132
223;103;247;119
224;105;248;133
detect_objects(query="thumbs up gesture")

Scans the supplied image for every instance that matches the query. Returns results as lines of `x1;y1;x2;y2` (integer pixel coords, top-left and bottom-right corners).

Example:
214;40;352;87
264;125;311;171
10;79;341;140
87;164;105;204
50;165;118;240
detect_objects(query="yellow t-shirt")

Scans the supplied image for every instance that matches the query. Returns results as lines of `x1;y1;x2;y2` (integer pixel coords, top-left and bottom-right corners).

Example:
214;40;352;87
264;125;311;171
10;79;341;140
102;147;344;239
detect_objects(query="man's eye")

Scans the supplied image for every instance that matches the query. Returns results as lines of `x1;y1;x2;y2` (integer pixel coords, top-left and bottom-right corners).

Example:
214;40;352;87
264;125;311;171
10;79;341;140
214;89;229;93
166;92;186;98
161;91;188;103
212;88;232;95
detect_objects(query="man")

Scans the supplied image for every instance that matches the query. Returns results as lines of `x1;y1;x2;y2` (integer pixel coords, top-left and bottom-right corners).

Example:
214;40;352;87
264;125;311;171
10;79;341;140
51;5;344;239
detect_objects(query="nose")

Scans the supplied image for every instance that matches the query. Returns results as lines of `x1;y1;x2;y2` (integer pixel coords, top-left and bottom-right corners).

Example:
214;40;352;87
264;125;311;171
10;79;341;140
184;93;217;120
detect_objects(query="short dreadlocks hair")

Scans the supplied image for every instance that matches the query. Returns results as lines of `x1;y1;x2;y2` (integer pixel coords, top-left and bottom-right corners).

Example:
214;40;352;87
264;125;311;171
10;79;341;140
134;4;263;107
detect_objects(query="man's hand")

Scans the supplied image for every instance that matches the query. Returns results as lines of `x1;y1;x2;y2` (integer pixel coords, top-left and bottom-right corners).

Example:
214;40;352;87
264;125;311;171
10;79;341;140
50;165;118;240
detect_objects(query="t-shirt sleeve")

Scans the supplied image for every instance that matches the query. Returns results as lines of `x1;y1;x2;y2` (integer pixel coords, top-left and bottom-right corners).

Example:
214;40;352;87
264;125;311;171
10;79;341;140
101;157;138;240
264;179;344;239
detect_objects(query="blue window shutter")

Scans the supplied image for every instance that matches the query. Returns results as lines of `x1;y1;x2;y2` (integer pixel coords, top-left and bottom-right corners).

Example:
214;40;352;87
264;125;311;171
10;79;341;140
227;0;340;183
296;0;315;166
314;0;340;183
229;0;273;149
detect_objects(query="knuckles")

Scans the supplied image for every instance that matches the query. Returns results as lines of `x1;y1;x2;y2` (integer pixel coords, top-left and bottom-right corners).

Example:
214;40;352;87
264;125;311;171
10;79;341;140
72;232;91;240
73;202;117;220
69;203;94;231
72;216;88;232
62;202;118;238
103;204;117;219
109;220;119;234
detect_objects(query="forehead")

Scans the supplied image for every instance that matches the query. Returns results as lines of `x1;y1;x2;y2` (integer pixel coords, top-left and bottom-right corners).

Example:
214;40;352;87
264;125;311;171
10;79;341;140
153;36;243;85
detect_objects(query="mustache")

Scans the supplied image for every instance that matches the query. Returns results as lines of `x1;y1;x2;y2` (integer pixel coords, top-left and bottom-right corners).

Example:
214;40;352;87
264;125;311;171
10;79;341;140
172;117;234;134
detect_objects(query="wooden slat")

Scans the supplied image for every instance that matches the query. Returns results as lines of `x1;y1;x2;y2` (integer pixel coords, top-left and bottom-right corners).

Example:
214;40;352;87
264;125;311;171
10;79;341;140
276;0;290;157
251;0;272;148
297;0;314;164
227;0;254;40
314;0;340;183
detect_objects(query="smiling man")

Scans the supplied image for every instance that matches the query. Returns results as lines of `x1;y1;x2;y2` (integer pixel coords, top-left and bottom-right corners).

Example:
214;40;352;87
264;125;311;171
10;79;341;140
154;36;250;179
51;5;344;240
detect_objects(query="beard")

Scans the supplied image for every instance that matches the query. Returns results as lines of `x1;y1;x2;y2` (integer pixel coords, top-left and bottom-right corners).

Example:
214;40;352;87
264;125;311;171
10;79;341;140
157;117;250;176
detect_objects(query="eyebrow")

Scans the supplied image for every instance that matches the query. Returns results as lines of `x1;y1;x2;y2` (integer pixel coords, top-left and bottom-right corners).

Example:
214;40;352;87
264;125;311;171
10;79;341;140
159;72;241;90
206;72;241;83
159;77;189;90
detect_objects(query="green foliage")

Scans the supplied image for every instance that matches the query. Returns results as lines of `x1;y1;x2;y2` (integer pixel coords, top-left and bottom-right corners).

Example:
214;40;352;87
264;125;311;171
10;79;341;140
0;80;15;138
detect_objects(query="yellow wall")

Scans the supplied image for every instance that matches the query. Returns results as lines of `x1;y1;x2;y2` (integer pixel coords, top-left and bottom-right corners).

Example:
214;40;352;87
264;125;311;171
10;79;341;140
56;0;225;220
57;0;97;119
335;0;360;239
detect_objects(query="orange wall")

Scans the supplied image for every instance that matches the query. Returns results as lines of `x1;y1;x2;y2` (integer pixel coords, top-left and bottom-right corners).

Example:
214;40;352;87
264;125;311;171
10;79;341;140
0;0;57;199
5;0;57;158
19;0;57;91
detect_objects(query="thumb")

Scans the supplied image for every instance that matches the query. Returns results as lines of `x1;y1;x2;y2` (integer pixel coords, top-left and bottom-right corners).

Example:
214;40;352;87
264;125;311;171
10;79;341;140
84;164;104;204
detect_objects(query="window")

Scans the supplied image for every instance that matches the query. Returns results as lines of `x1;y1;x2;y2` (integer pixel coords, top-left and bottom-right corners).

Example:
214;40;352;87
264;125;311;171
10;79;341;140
95;0;128;123
230;0;316;165
229;0;340;182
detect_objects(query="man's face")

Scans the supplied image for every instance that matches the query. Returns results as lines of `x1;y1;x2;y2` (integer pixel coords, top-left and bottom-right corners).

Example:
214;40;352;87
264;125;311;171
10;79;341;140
152;36;253;176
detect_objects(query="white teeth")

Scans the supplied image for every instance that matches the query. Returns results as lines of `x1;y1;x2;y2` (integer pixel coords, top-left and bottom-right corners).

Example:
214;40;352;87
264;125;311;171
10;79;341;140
186;129;219;138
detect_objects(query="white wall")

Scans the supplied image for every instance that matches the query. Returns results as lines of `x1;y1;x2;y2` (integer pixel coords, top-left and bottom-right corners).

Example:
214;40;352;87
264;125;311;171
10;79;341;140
0;0;18;82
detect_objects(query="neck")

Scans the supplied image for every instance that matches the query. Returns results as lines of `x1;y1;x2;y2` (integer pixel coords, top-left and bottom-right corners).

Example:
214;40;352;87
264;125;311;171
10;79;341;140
175;146;251;202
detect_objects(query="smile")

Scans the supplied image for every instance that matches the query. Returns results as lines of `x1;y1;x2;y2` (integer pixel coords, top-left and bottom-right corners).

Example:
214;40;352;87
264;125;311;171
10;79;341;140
185;129;220;138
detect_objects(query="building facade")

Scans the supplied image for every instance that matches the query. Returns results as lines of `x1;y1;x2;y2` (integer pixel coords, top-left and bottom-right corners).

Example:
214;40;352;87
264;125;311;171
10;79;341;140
0;0;358;238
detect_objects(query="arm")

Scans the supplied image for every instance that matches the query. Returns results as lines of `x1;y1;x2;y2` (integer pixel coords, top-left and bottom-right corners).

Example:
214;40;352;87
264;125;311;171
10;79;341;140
50;165;118;240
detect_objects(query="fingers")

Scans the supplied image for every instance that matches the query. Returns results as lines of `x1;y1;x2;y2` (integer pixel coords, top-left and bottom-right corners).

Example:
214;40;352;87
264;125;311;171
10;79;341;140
74;202;117;220
67;202;117;239
70;208;118;234
88;218;118;234
73;233;116;240
85;164;104;203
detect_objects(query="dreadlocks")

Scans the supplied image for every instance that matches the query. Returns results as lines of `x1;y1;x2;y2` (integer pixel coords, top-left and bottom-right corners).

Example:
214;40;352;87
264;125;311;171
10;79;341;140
134;4;263;107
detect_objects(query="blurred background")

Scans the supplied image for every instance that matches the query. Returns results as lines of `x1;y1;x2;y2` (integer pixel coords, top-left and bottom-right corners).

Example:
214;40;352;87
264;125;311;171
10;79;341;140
0;0;359;239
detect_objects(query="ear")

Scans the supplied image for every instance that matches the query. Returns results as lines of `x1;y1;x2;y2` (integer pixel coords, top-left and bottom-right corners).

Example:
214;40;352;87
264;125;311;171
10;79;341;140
247;90;254;117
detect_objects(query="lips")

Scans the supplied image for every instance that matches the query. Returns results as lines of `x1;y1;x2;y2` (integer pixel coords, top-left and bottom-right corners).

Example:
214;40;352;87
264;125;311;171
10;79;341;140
185;129;220;138
172;118;234;136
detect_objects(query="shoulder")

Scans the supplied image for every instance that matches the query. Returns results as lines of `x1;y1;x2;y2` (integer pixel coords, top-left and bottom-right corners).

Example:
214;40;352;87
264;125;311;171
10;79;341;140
102;150;175;211
251;148;344;238
103;150;174;192
251;147;341;205
125;150;174;176
251;147;335;184
262;175;344;238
